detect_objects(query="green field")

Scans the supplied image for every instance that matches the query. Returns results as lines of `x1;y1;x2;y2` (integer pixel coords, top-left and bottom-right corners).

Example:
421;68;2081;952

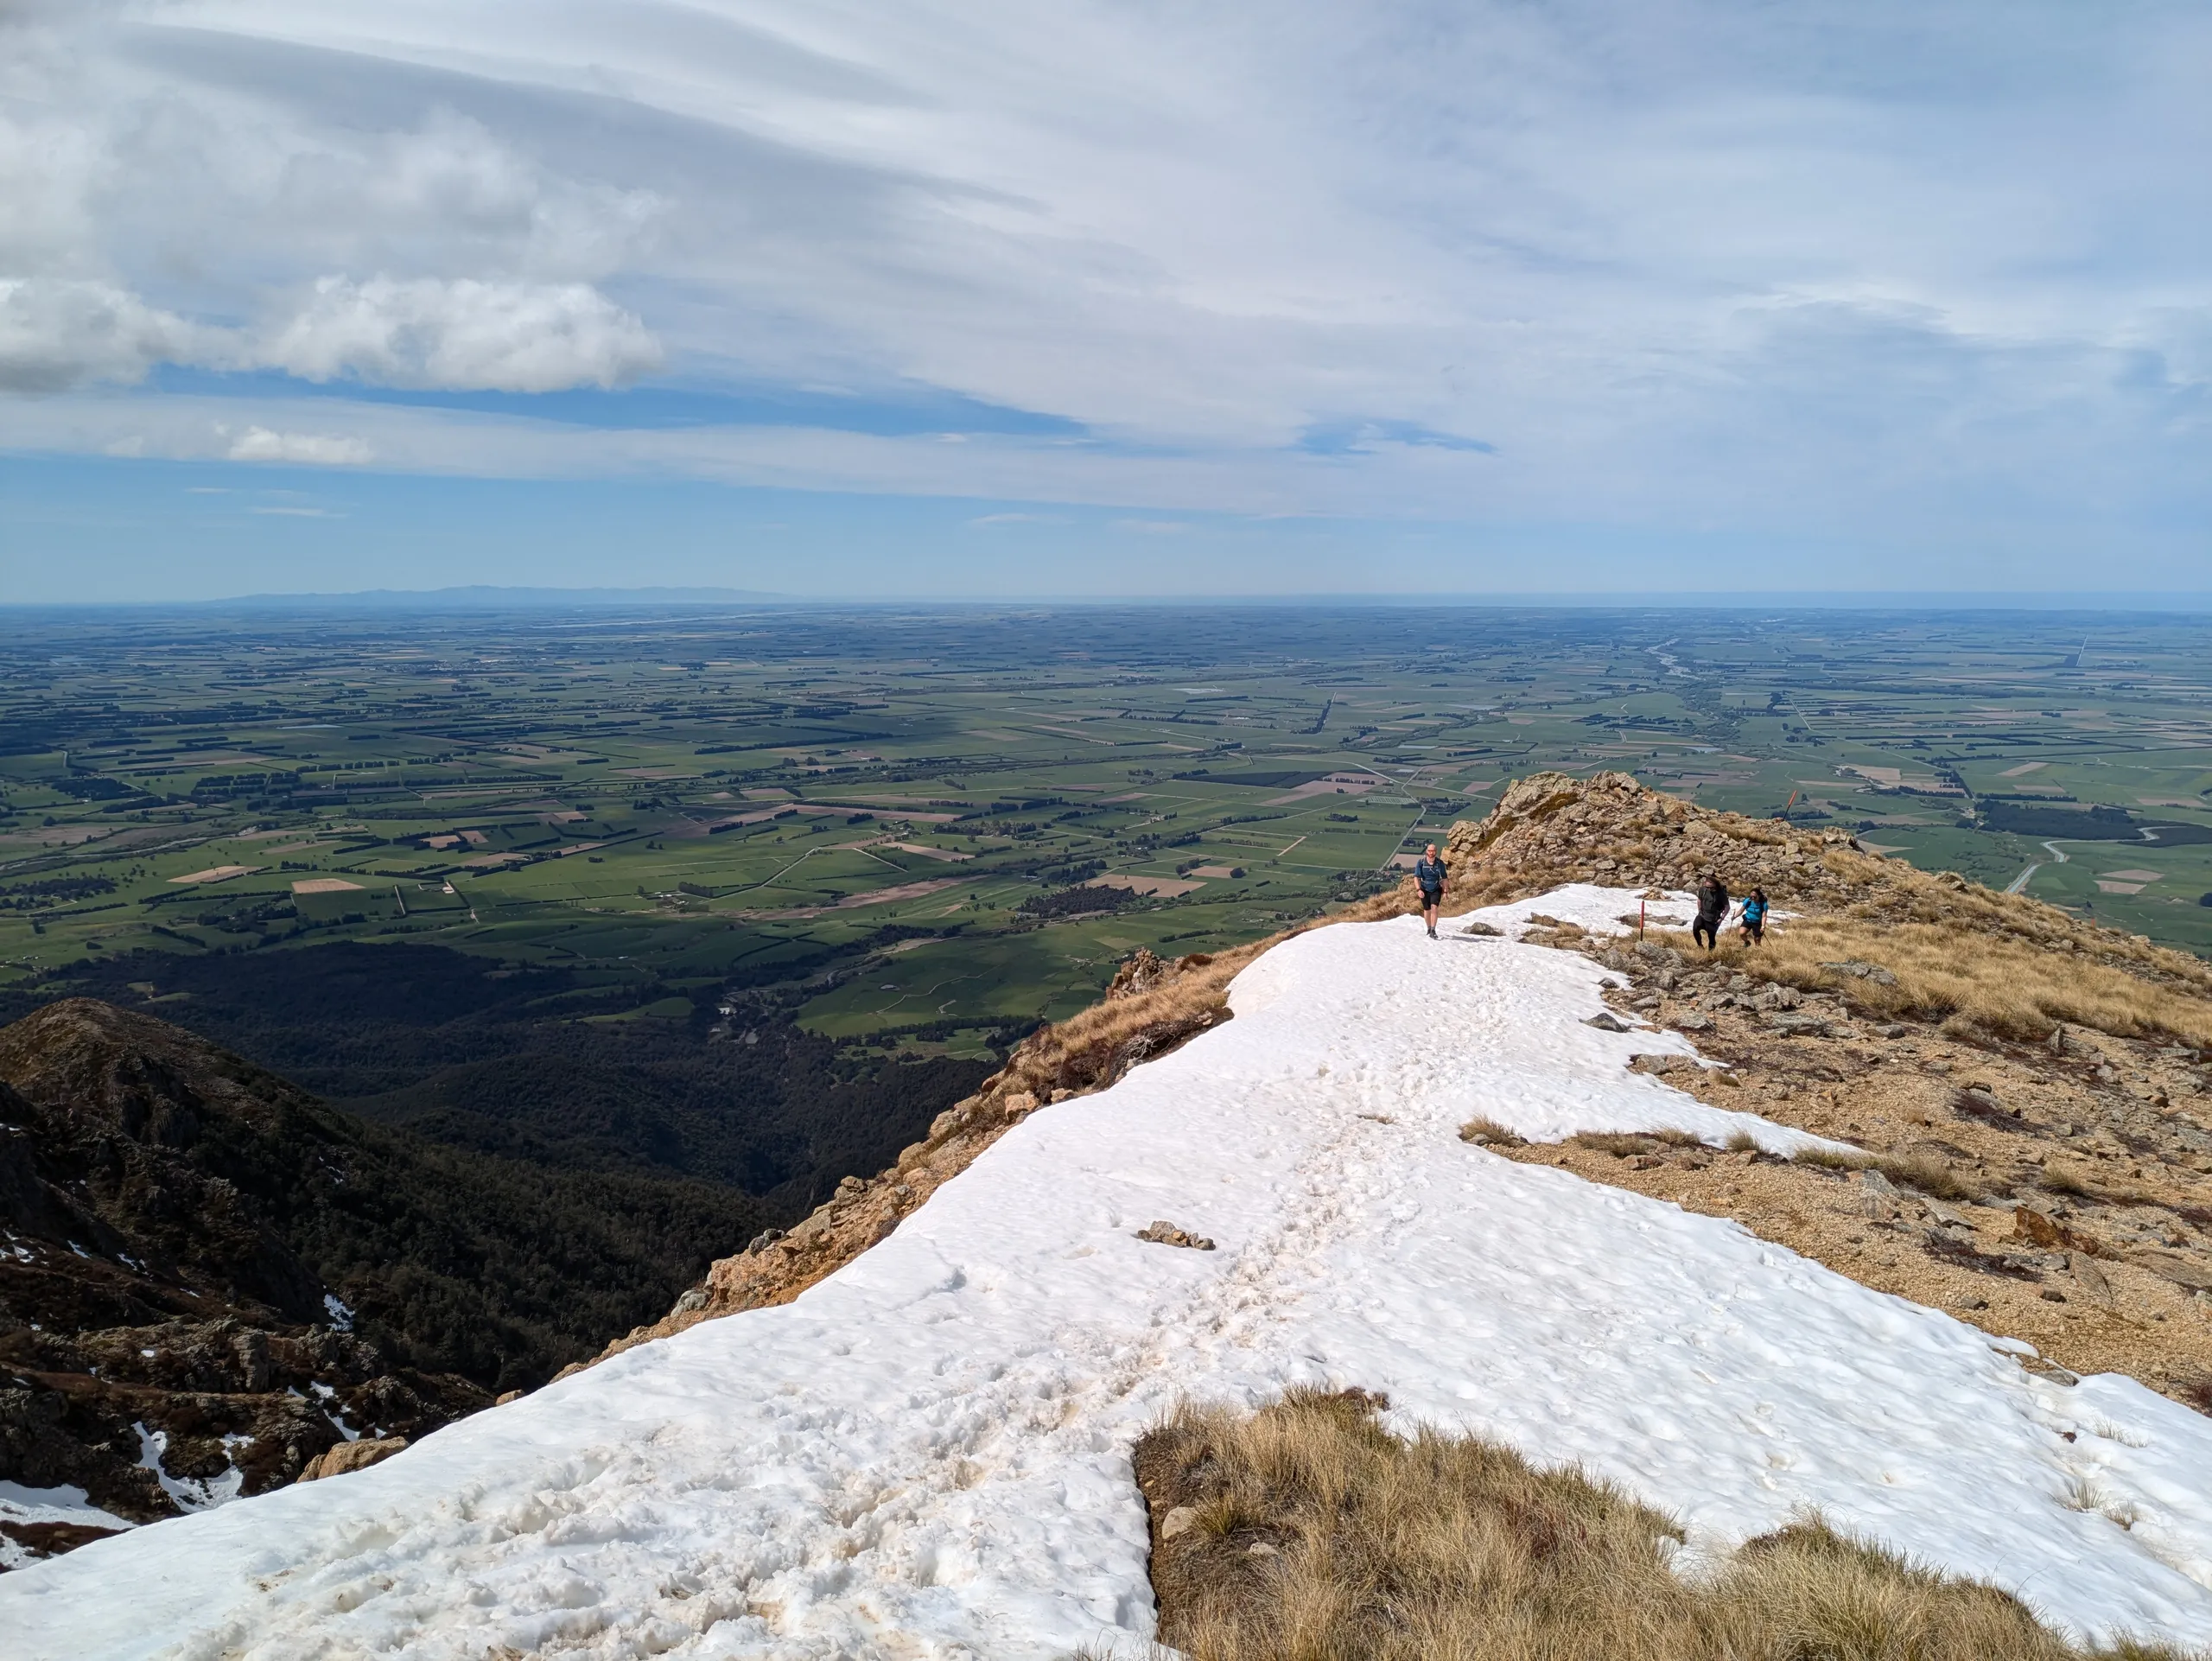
4;602;2209;1056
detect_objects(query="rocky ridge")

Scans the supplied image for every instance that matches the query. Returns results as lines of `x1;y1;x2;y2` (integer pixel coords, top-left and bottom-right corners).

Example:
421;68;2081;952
1449;771;2212;1014
592;770;2212;1411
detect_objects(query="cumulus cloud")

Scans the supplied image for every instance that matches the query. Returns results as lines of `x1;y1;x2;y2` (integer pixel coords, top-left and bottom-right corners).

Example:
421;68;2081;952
0;269;661;397
0;273;664;402
226;426;373;465
257;277;662;392
0;278;200;392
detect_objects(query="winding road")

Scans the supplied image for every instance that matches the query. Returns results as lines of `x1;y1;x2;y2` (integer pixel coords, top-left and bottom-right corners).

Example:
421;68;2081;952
2005;838;2073;895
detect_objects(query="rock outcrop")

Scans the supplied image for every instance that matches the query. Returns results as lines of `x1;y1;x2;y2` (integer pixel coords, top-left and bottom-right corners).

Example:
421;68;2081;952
1445;770;1867;908
296;1436;407;1483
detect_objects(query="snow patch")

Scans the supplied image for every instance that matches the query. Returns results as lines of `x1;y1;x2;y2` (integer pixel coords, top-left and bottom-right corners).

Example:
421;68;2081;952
0;1481;135;1570
131;1423;245;1514
1459;881;1700;939
7;890;2212;1658
310;1380;362;1441
322;1292;354;1333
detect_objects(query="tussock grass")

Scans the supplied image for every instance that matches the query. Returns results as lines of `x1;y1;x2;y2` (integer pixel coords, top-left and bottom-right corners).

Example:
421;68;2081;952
1793;1147;1863;1174
1575;1131;1645;1155
1878;1151;1978;1203
1137;1388;2190;1661
1459;1117;1526;1149
1821;847;2212;990
1791;1145;1980;1203
1677;913;2212;1048
1573;1129;1704;1158
2040;1166;2097;1200
999;951;1255;1100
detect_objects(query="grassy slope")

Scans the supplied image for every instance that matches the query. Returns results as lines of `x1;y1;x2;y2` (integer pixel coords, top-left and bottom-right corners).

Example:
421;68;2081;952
1136;1389;2184;1661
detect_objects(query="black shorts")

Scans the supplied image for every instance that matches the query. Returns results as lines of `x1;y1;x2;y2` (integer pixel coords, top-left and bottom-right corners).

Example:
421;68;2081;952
1419;888;1443;907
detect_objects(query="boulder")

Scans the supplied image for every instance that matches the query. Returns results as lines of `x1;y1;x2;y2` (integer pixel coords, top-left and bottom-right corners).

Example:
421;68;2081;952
1821;960;1899;987
297;1436;406;1483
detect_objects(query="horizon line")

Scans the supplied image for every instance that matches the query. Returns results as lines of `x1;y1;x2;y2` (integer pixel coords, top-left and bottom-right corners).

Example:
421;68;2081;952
7;586;2212;614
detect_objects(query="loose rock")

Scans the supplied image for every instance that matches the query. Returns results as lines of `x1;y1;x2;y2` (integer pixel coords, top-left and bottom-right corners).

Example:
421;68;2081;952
1136;1220;1217;1251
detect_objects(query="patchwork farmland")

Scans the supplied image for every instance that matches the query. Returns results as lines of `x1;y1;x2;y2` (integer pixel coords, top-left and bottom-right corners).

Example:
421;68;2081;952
3;602;2209;1074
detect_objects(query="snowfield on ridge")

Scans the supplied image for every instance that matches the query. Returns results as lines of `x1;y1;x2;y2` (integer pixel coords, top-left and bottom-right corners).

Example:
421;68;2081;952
9;885;2212;1658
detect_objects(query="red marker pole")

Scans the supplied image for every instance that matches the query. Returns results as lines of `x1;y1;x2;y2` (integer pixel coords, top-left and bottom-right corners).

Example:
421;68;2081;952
1639;899;1646;939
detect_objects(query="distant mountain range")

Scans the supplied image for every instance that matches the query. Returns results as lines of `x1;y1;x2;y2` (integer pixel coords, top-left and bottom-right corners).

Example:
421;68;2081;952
208;585;787;608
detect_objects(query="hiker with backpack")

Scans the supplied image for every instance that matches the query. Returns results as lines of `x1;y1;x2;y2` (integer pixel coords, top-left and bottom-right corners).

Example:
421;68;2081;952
1693;871;1729;951
1414;843;1448;939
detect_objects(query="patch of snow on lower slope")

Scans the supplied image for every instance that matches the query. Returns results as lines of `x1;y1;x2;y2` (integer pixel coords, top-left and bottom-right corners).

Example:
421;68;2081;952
9;888;2212;1658
0;1482;135;1572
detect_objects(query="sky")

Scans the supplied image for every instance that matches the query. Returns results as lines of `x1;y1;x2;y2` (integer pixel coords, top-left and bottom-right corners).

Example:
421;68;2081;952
2;1;2207;602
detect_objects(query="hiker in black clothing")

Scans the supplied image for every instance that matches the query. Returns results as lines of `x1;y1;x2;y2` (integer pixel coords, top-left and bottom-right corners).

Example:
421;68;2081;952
1414;842;1448;939
1693;871;1729;951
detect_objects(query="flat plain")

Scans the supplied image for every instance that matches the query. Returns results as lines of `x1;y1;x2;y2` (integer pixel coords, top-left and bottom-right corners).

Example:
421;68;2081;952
3;602;2209;1068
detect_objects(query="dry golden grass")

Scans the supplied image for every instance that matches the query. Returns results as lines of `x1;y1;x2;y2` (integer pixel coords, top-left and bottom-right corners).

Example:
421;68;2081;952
1816;850;2212;999
1786;1145;1980;1204
1660;914;2212;1048
1136;1389;2192;1661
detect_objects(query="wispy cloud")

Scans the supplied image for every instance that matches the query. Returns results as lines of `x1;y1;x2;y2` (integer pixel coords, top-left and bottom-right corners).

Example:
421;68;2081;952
1299;422;1497;457
226;427;373;466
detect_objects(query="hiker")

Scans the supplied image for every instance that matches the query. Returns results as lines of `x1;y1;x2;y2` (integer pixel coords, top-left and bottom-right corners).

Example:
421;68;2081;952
1414;842;1448;939
1693;871;1729;951
1740;886;1769;945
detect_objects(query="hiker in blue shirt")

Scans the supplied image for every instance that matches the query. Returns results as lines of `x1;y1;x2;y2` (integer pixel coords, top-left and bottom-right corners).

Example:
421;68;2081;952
1414;843;1448;939
1739;886;1770;945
